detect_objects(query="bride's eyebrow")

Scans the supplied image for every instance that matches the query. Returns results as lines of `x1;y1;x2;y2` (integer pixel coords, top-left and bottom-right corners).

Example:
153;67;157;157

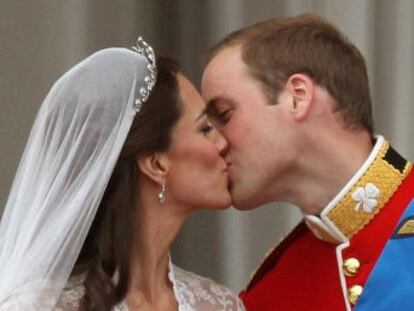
197;100;216;121
196;108;209;121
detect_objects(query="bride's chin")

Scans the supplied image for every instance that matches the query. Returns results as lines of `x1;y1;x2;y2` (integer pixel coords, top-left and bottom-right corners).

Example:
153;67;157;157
216;194;232;210
203;195;232;211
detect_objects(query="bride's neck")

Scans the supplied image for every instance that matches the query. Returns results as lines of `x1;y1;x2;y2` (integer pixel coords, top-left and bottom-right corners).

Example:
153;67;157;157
128;191;186;303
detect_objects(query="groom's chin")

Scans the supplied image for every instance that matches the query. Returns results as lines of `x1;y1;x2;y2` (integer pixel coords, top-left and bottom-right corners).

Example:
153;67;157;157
231;204;257;211
230;194;260;211
228;182;264;210
230;186;273;210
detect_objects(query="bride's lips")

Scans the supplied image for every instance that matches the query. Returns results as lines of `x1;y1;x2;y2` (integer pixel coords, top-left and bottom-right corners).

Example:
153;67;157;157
222;160;230;173
224;163;232;175
222;168;229;180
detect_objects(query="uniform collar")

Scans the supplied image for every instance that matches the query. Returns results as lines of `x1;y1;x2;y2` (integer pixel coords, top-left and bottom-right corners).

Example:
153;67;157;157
305;136;413;244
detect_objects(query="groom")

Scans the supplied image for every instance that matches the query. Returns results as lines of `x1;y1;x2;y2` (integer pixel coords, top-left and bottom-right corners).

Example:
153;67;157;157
201;14;414;311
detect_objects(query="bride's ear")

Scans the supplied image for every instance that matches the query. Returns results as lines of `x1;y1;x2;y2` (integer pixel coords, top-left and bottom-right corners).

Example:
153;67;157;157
137;152;170;184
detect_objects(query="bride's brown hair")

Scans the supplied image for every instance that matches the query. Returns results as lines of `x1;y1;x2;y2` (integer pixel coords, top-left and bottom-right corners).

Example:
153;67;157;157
73;57;182;311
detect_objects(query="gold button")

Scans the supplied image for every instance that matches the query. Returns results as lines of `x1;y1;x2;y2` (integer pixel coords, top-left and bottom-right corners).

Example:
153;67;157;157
348;285;363;305
343;257;360;277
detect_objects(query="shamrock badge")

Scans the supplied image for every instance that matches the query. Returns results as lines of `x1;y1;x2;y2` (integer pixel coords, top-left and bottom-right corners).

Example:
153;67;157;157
352;183;380;213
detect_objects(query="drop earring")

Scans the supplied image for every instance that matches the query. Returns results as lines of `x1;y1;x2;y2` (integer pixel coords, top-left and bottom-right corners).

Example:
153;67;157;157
158;182;166;204
292;99;297;110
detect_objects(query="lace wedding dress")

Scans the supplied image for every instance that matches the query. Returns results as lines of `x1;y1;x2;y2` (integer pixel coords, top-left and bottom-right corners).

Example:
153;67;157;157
56;262;245;311
0;40;244;311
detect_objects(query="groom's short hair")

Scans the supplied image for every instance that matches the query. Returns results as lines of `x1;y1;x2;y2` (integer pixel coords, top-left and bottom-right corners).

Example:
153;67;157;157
207;14;374;135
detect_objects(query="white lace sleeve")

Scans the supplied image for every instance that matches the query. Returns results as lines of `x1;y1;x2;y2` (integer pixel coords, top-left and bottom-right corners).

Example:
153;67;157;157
0;277;85;311
170;264;245;311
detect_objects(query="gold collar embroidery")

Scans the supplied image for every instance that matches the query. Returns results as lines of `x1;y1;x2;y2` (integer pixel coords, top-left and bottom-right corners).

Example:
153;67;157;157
305;136;412;244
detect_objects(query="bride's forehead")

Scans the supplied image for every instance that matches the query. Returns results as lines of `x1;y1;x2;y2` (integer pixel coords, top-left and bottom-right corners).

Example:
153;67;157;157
177;74;205;110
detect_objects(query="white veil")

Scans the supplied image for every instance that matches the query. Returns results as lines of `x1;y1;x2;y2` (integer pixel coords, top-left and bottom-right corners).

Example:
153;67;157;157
0;38;156;310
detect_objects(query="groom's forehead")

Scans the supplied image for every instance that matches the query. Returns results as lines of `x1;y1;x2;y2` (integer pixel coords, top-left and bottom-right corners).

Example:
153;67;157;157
204;46;246;80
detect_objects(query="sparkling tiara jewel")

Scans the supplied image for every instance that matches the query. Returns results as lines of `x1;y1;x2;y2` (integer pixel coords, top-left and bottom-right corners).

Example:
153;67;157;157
131;37;157;114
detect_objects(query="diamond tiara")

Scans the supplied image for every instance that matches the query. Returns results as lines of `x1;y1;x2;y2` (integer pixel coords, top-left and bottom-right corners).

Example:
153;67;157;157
131;37;157;114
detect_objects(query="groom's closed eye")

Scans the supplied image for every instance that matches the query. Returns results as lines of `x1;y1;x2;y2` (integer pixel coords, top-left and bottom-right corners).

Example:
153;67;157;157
206;100;233;126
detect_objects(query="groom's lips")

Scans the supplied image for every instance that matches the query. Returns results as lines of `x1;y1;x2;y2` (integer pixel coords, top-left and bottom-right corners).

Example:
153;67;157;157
227;179;233;191
225;165;234;189
225;163;233;177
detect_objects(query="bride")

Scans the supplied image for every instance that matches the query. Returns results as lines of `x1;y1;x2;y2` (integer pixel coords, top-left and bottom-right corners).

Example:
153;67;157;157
0;38;244;311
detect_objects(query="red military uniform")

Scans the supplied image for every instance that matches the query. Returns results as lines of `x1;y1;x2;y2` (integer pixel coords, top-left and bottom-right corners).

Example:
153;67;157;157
240;137;414;310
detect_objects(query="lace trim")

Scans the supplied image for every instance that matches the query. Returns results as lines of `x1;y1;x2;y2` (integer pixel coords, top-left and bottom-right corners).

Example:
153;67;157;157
170;264;245;311
55;261;244;311
168;258;186;310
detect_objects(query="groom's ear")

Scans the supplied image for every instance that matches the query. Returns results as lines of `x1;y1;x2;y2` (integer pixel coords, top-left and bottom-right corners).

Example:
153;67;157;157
137;152;170;184
285;73;315;121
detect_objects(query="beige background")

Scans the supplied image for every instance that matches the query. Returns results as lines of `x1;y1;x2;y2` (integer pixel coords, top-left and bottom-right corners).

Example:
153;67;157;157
1;0;413;291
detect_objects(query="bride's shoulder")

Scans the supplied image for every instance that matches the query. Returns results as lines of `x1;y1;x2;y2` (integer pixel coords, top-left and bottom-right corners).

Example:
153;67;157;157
171;264;245;311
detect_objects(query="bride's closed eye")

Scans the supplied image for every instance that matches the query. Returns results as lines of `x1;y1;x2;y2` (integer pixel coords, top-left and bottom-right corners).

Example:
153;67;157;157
200;122;213;135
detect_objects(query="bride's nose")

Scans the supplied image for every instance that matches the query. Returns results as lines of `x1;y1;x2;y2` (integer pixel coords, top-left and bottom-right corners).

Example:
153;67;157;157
213;128;229;157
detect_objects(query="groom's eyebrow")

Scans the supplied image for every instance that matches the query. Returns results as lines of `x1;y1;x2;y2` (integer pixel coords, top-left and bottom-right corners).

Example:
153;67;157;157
202;99;218;118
